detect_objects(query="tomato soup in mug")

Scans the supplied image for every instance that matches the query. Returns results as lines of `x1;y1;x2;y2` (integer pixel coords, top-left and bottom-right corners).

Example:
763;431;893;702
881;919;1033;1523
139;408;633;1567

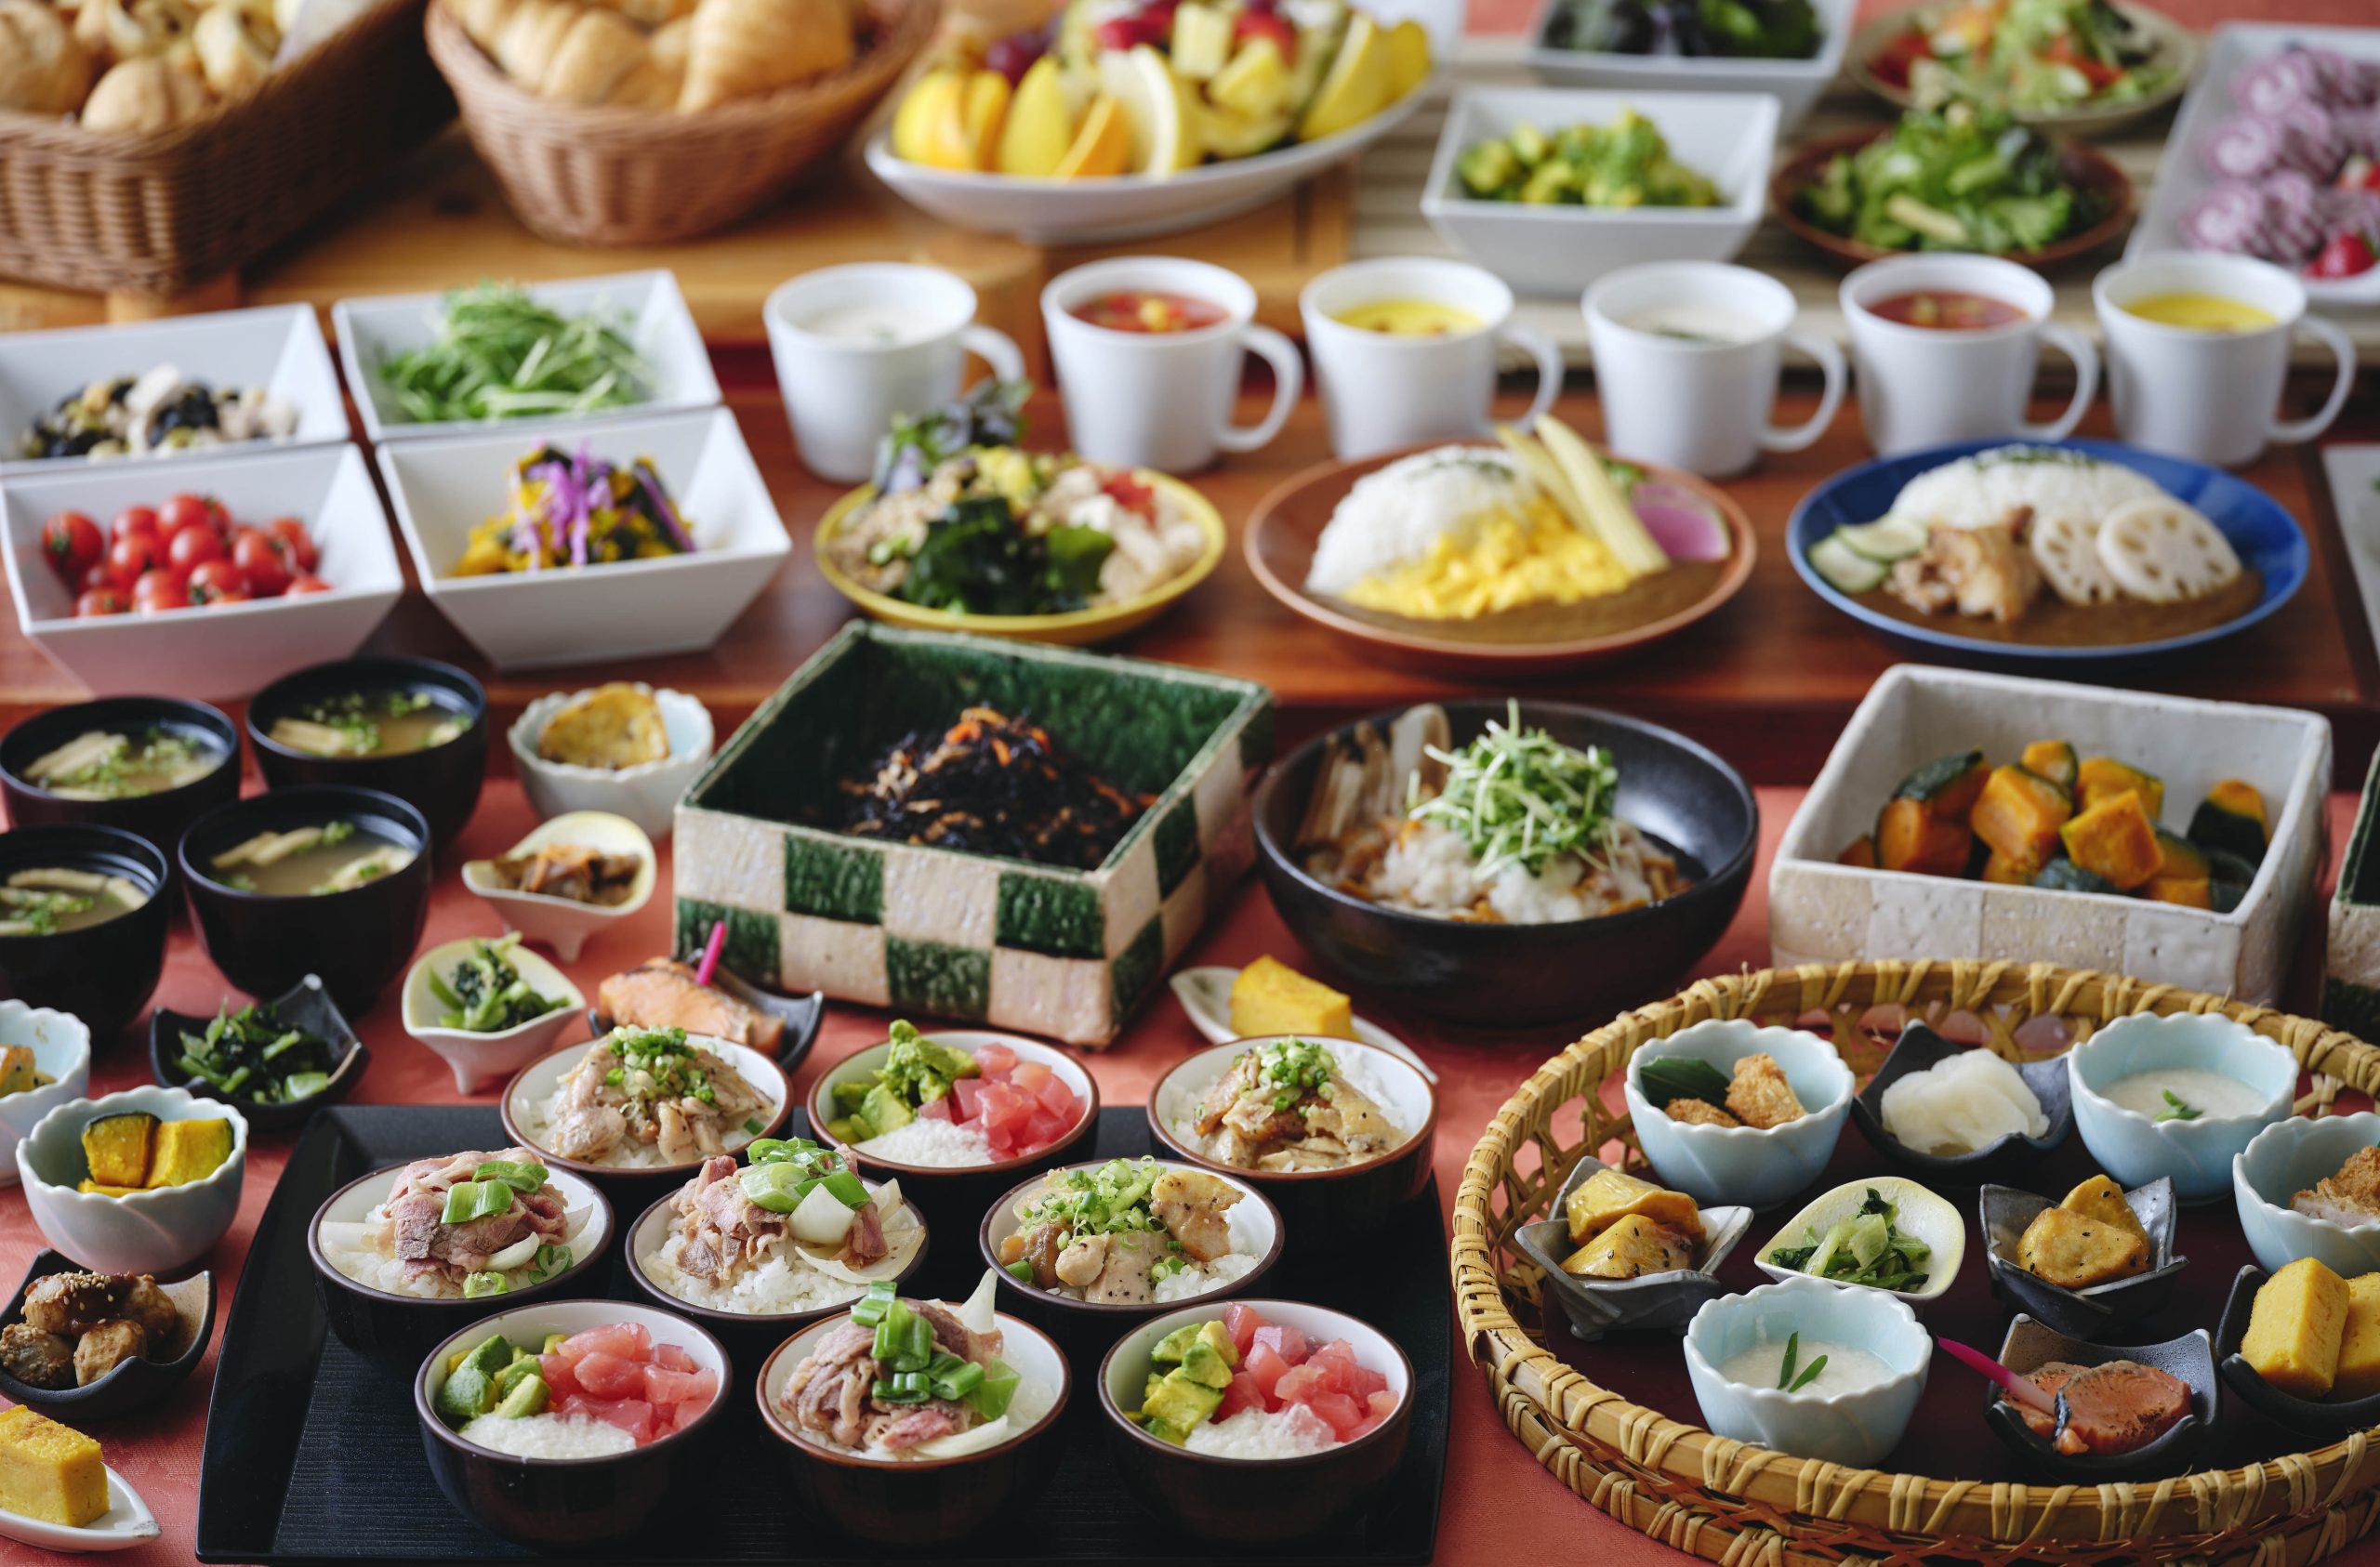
1866;290;2029;330
1072;291;1231;334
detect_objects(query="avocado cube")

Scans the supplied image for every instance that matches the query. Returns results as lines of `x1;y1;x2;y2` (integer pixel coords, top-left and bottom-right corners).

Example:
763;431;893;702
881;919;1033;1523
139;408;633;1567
463;1335;515;1379
1141;1374;1224;1444
1150;1324;1203;1365
540;1333;567;1355
492;1357;541;1403
859;1084;913;1139
435;1364;495;1428
832;1080;873;1114
492;1373;549;1420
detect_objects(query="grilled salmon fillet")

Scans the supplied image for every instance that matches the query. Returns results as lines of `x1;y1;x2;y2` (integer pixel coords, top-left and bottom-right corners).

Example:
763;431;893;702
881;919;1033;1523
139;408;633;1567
594;958;784;1055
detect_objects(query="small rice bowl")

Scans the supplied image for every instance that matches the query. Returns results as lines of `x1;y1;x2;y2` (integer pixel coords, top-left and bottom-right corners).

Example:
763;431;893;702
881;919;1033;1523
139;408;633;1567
638;1186;922;1316
1168;1047;1407;1164
317;1197;599;1300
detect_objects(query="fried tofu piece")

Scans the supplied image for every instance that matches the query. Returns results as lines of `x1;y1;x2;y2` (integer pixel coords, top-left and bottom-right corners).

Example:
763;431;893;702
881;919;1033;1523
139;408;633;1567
1662;1098;1740;1128
2242;1257;2349;1399
1561;1214;1694;1280
2016;1205;2151;1290
1562;1168;1703;1246
536;683;669;770
1725;1052;1806;1130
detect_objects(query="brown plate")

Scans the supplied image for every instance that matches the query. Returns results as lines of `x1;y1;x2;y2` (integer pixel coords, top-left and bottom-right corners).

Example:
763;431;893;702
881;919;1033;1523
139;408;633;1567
1243;443;1756;676
1768;126;2136;271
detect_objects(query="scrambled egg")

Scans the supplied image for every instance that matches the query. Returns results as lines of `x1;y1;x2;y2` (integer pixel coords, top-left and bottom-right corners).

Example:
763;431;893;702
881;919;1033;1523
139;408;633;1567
1342;499;1630;619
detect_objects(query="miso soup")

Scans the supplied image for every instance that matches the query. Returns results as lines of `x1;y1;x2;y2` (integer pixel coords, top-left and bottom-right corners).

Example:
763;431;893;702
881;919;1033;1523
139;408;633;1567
268;690;467;759
208;820;416;897
0;868;149;937
23;728;222;800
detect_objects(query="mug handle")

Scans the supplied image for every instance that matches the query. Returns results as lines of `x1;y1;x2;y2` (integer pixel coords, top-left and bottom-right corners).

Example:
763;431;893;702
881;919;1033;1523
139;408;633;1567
2015;323;2100;443
1216;324;1304;454
960;323;1026;384
1498;323;1564;432
2269;315;2357;445
1759;331;1847;454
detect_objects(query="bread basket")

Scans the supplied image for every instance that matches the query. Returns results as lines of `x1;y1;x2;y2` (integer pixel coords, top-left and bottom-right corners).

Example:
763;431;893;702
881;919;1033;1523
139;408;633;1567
1454;958;2380;1565
0;0;450;296
425;0;936;246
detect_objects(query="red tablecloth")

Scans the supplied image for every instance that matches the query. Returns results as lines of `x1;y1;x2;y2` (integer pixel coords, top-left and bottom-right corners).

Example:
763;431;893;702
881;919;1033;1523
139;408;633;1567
0;780;2360;1567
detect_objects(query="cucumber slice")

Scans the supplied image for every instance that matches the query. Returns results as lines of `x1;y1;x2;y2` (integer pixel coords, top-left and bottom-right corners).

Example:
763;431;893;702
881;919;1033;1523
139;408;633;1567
1835;515;1929;562
1809;533;1888;594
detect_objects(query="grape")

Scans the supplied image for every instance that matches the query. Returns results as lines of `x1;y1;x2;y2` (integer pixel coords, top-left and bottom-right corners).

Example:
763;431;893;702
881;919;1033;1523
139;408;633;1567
985;28;1047;82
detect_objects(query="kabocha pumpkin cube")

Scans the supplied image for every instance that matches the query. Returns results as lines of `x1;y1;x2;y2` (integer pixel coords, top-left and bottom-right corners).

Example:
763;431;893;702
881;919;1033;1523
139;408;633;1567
1981;849;2041;885
80;1112;155;1188
0;1044;37;1096
1838;836;1876;868
1876;797;1971;877
145;1118;233;1187
0;1405;108;1528
1972;765;2071;866
2190;778;2269;865
1894;750;1989;821
2060;790;2162;891
1564;1166;1702;1245
2242;1257;2349;1398
2336;1273;2380;1400
2141;876;2213;909
2077;757;2164;818
2019;740;2079;795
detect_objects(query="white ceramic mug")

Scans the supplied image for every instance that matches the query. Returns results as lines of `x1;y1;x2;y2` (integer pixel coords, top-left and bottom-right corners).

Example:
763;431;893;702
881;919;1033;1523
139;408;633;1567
1042;257;1302;472
1841;254;2099;456
764;263;1025;483
1582;262;1845;478
2094;252;2357;467
1299;257;1563;461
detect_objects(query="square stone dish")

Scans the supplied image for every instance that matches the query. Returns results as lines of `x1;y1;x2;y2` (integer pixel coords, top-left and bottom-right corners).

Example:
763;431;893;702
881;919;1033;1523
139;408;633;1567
1770;665;2332;1005
2213;1263;2380;1439
1513;1156;1752;1341
1984;1315;2216;1481
672;623;1271;1047
1979;1176;2187;1337
2323;747;2380;1036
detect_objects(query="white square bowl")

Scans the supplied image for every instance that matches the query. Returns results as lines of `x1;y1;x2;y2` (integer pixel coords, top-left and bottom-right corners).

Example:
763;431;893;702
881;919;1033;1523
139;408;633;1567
1770;665;2332;1005
1521;0;1855;131
1;442;403;701
0;305;348;477
333;270;722;444
1420;86;1776;297
377;407;790;670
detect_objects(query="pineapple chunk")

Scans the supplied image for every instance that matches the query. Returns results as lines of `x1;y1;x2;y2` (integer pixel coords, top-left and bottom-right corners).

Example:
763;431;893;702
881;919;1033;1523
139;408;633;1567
2242;1257;2349;1398
0;1405;108;1528
1210;35;1291;118
1227;956;1355;1041
1170;3;1235;80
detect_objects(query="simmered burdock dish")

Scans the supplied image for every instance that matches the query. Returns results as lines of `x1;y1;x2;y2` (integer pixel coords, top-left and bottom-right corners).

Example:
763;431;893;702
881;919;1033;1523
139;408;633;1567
0;699;240;882
248;657;489;849
0;826;168;1038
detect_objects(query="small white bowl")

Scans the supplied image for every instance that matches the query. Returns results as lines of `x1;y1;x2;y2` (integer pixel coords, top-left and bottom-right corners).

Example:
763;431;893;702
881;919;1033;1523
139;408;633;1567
401;937;588;1093
1752;1175;1964;1309
1683;1275;1931;1467
504;1033;791;1180
2233;1111;2380;1276
811;1032;1098;1182
1521;0;1856;130
0;1000;91;1190
16;1086;248;1275
0;1463;161;1553
508;686;714;841
1624;1019;1855;1209
2068;1013;2298;1205
462;812;656;963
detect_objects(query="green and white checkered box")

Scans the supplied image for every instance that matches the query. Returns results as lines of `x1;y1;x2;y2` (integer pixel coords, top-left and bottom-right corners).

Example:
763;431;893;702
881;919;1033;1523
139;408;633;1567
673;624;1273;1047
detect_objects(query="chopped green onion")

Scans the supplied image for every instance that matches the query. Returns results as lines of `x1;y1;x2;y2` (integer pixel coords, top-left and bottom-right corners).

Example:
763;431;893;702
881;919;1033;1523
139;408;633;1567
966;1361;1020;1421
819;1169;869;1209
462;1271;509;1299
1004;1259;1037;1283
441;1181;515;1225
524;1244;572;1285
851;1281;898;1326
472;1159;549;1192
1408;699;1621;879
2156;1090;2202;1123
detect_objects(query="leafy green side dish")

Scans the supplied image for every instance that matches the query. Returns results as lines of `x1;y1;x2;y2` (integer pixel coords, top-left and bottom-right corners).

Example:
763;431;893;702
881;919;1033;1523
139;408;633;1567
1639;1055;1734;1111
1765;1187;1932;1292
1793;103;2105;256
378;283;650;425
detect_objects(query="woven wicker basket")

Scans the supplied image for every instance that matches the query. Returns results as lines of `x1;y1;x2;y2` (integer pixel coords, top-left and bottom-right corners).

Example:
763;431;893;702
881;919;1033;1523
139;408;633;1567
0;0;450;296
425;0;936;247
1453;959;2380;1567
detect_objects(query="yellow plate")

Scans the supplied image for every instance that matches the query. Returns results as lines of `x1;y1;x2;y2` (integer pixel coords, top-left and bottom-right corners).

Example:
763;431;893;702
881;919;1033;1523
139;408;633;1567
813;470;1226;647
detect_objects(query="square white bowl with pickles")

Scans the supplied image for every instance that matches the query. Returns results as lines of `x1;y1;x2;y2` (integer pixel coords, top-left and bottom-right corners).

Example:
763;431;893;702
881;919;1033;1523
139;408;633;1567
1623;1018;1853;1210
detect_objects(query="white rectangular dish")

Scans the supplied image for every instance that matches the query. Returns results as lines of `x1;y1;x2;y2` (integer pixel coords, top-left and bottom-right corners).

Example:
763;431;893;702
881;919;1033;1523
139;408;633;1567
2125;22;2380;310
377;406;789;670
1520;0;1854;131
0;306;348;477
1420;86;1775;297
1770;665;2333;1005
333;270;721;443
0;443;402;701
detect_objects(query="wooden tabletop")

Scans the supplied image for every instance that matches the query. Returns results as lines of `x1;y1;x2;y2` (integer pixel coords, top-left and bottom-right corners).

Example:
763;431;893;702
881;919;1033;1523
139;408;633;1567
1;375;2370;786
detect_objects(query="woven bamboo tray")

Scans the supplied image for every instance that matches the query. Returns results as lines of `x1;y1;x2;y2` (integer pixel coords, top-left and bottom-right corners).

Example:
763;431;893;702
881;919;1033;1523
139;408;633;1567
426;0;937;246
0;0;450;296
1452;959;2380;1566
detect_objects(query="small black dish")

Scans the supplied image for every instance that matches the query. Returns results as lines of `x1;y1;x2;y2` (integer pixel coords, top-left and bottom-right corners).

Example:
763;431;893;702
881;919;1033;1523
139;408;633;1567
0;696;240;889
2215;1263;2380;1437
179;784;433;1013
585;955;826;1075
1851;1022;2073;1179
1979;1177;2187;1338
0;1247;214;1419
1984;1314;2216;1481
1510;1156;1754;1341
247;656;489;852
1251;699;1758;1027
149;973;371;1132
0;823;169;1038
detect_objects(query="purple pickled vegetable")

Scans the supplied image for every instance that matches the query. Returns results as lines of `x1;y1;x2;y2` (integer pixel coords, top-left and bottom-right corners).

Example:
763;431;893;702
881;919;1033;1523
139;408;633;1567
2200;112;2282;180
1628;481;1730;562
2277;99;2346;176
2178;183;2266;256
632;459;695;553
2234;47;2323;118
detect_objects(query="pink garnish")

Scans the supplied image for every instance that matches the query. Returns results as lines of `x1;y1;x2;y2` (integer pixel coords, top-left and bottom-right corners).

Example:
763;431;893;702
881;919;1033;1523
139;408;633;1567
1937;1337;2058;1414
694;920;727;988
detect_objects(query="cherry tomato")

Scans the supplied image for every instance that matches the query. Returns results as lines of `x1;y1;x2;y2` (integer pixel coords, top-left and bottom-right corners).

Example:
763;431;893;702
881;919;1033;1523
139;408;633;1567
186;560;250;605
165;525;226;574
106;534;156;587
78;561;120;594
284;573;333;596
266;518;319;573
2310;231;2378;280
230;529;291;596
132;568;187;613
39;511;103;581
109;506;159;547
157;493;218;544
75;586;131;617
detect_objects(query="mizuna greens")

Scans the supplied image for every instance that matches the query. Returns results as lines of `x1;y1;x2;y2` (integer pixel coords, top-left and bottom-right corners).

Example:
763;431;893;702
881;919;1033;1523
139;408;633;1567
1409;700;1621;879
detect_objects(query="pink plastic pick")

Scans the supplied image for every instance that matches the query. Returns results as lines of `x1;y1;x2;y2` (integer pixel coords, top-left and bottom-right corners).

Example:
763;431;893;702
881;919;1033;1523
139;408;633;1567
1937;1336;2059;1415
694;919;727;988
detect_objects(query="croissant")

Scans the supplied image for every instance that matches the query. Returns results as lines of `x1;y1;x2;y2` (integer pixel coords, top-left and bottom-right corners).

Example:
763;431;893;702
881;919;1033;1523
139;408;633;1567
81;54;211;130
0;0;93;115
605;13;685;108
192;5;272;97
455;0;674;105
588;0;694;28
74;0;198;64
679;0;850;110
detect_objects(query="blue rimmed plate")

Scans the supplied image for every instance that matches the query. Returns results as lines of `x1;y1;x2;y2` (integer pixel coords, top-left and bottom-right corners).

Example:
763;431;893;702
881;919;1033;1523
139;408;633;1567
1788;438;2307;662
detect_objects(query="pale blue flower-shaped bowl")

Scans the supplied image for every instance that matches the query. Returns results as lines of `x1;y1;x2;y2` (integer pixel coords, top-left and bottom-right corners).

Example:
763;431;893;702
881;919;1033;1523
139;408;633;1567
1626;1020;1854;1210
2067;1014;2297;1204
1683;1275;1931;1468
2232;1111;2380;1276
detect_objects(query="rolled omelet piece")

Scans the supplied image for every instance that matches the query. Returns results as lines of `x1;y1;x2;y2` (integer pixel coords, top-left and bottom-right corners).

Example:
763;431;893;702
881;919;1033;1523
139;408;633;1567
2242;1257;2349;1399
2335;1273;2380;1401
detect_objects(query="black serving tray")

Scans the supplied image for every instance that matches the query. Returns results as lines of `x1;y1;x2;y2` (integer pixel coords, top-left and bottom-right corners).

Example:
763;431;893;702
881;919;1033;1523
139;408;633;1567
196;1104;1451;1565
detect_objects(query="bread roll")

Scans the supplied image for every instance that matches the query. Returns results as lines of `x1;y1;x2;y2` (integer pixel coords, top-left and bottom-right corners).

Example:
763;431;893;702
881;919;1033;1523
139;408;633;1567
679;0;850;110
81;54;210;130
0;0;94;115
192;4;271;96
